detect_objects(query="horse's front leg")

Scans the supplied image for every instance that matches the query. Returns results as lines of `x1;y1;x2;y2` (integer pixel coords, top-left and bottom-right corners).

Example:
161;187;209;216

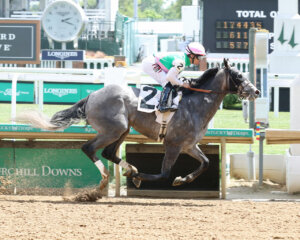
172;144;209;186
129;146;182;188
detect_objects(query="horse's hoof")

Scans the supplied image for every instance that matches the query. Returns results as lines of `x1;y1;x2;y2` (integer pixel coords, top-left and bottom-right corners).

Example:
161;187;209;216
99;177;108;191
123;170;131;177
123;166;139;177
132;177;142;188
172;176;185;186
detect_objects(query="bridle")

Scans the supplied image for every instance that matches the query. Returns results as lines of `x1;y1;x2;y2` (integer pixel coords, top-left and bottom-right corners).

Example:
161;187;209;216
226;68;256;100
226;68;243;93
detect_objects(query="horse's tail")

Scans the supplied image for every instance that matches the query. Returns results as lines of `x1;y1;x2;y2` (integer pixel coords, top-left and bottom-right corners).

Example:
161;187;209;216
16;97;88;131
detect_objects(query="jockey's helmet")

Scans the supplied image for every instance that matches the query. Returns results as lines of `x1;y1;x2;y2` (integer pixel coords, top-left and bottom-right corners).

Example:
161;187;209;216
185;42;206;57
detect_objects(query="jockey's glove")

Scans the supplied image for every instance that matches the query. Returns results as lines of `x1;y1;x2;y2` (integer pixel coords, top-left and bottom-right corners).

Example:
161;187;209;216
179;77;190;83
189;78;199;87
152;63;162;73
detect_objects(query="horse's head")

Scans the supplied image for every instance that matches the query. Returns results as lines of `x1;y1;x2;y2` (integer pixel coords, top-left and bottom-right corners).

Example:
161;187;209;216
223;58;260;101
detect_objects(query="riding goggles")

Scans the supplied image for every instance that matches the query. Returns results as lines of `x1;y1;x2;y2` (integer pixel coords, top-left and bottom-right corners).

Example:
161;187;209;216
195;55;205;60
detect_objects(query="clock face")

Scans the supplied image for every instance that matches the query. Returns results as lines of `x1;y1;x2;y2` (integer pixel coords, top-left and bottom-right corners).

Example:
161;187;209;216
42;0;86;42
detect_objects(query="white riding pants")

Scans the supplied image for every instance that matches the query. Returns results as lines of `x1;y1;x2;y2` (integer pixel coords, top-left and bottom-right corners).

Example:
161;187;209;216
142;55;183;87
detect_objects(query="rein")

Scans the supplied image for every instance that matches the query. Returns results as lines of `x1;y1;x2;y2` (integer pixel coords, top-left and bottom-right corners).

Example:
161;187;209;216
187;87;233;94
187;87;214;93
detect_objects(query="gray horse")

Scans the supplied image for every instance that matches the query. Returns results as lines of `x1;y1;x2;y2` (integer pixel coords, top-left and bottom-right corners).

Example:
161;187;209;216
18;59;259;190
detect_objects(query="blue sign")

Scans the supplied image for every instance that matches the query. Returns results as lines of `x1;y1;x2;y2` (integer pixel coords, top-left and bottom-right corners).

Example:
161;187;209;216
41;50;84;61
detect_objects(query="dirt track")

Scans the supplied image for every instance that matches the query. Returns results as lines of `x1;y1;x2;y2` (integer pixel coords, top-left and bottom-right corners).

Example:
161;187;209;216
1;194;299;240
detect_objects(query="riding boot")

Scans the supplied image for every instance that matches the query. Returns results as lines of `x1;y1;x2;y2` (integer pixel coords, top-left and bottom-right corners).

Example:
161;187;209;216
159;83;173;113
169;88;179;112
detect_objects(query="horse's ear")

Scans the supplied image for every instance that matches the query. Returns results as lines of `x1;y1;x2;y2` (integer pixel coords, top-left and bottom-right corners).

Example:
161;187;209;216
223;58;231;70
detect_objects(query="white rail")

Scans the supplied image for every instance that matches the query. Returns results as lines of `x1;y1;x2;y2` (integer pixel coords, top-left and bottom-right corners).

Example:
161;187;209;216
0;58;114;70
84;58;114;69
207;58;249;73
0;67;105;120
10;9;106;20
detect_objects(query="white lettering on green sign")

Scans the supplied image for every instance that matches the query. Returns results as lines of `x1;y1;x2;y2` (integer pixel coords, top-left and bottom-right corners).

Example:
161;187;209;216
0;89;29;96
0;168;15;175
0;167;39;176
42;166;82;177
0;166;82;177
86;90;95;94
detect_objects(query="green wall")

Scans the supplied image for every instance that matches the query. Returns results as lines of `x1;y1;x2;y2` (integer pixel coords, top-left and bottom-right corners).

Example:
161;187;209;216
0;142;108;189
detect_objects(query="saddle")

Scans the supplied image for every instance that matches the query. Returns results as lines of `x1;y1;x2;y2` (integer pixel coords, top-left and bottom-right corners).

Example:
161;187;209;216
137;85;181;141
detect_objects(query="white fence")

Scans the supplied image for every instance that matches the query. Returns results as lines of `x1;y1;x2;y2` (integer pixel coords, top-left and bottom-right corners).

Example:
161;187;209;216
0;67;104;123
207;57;249;73
0;58;114;70
11;9;106;20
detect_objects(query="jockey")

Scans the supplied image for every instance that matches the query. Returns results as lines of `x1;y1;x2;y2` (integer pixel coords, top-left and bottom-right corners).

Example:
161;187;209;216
142;42;206;112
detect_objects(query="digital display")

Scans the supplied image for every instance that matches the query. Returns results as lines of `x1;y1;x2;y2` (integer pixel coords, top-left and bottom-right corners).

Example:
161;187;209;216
215;20;263;50
202;0;289;53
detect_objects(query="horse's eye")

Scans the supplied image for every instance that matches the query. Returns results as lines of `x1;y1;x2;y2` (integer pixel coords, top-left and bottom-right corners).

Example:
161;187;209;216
238;74;243;79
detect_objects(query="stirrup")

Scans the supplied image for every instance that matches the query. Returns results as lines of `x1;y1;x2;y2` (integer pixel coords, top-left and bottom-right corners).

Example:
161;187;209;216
169;105;178;112
159;106;169;113
159;105;177;113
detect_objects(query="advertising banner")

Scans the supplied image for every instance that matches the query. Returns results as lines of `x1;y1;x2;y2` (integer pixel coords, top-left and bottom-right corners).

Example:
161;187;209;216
44;83;81;103
0;143;107;188
41;50;85;61
0;82;34;102
81;84;103;98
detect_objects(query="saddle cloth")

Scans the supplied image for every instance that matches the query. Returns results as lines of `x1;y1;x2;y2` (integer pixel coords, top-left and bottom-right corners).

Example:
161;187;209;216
137;85;182;114
137;85;161;113
137;85;176;141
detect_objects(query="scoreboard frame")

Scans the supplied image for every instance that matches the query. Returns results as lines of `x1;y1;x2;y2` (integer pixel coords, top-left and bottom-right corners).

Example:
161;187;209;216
202;0;300;54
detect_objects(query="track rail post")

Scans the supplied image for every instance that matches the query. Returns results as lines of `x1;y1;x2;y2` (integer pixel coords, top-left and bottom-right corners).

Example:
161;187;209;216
221;137;227;199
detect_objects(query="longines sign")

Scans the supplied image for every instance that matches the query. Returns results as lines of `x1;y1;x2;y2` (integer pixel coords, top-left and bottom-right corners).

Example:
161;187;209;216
0;20;40;64
41;50;84;61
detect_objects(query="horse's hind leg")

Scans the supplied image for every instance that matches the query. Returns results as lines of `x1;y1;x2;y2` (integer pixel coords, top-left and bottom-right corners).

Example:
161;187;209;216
81;132;127;190
172;144;209;186
101;129;129;164
101;129;139;178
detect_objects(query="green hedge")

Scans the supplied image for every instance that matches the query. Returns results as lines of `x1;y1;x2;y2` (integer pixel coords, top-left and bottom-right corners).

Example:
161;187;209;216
223;94;242;109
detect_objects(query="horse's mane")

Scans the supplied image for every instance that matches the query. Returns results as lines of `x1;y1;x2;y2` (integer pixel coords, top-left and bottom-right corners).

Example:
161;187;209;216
190;67;219;88
182;67;219;95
